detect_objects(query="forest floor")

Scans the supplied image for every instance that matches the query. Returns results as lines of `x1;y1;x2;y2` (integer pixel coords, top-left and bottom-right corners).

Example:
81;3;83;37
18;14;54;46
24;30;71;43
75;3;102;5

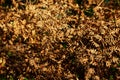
0;0;120;80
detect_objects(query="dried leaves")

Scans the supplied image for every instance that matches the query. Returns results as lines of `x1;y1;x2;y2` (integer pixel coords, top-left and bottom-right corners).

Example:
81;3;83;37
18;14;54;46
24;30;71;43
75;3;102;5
0;0;120;80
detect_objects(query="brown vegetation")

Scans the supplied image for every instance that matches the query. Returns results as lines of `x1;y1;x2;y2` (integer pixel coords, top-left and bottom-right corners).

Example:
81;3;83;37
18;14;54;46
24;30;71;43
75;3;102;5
0;0;120;80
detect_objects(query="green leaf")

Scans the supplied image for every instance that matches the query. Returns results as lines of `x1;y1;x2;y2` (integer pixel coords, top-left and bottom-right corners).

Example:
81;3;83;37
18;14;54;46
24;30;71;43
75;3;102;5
110;67;117;72
104;0;110;3
24;77;28;80
7;51;12;57
84;7;94;17
118;63;120;67
31;78;35;80
1;78;6;80
109;75;114;80
75;0;83;5
9;75;14;80
61;42;68;48
44;31;49;36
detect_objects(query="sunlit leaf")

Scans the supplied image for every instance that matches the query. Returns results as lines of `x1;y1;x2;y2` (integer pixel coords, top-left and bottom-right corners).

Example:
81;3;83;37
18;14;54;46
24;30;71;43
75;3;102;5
9;75;14;80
